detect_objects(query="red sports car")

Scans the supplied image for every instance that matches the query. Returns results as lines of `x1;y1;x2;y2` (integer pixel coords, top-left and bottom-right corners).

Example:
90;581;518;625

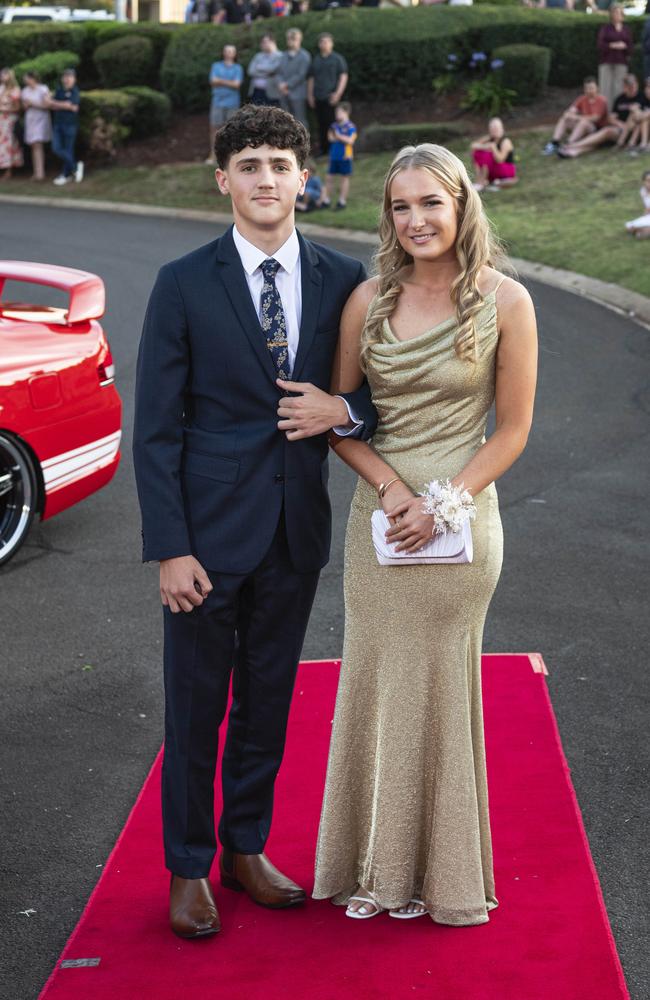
0;261;122;566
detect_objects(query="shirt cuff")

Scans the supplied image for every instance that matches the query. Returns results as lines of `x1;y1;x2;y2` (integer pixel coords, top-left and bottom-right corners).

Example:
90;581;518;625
332;396;364;438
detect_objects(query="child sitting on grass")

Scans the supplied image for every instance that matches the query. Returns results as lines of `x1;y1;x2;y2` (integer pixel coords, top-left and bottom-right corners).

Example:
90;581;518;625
318;102;357;211
295;158;322;212
625;169;650;239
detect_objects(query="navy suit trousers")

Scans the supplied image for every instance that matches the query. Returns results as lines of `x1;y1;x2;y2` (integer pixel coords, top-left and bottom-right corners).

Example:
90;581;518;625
161;514;319;877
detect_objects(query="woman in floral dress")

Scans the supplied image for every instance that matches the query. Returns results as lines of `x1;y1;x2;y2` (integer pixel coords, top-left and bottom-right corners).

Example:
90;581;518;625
0;68;24;179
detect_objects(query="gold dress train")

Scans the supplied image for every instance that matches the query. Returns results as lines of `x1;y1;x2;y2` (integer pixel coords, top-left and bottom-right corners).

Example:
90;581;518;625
313;287;504;925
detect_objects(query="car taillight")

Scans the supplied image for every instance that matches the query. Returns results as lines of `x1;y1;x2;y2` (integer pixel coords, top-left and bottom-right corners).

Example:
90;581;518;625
97;346;115;387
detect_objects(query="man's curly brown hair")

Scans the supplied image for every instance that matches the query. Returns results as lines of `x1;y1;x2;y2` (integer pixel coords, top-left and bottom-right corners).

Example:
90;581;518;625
214;105;310;169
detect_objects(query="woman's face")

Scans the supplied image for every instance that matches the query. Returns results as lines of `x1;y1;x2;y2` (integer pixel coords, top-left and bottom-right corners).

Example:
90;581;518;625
0;68;10;86
488;118;504;140
390;167;459;264
610;5;623;24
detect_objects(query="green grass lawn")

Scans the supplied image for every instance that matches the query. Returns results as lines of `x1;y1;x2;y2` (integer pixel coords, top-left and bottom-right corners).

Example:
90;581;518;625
6;131;649;297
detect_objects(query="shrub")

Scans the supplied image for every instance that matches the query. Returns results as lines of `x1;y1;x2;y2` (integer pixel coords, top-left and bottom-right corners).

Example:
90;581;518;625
491;43;551;104
121;85;172;138
0;23;85;68
79;89;135;158
13;50;81;90
93;35;156;89
159;8;644;111
358;121;466;154
0;22;172;89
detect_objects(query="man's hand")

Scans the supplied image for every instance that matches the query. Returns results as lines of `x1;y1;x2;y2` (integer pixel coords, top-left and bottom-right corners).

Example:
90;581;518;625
160;555;213;613
276;379;350;440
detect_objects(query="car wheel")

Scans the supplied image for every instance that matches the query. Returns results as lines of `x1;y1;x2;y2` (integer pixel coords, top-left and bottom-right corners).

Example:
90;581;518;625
0;433;38;567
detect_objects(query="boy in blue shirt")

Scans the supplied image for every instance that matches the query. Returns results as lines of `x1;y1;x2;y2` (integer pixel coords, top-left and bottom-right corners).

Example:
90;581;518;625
206;44;244;164
319;102;357;211
50;68;83;186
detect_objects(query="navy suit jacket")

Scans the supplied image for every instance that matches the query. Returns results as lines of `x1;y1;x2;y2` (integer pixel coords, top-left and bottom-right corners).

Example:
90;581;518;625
132;226;377;574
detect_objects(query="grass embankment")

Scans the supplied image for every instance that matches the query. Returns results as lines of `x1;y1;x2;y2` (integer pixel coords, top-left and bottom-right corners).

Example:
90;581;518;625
6;130;649;297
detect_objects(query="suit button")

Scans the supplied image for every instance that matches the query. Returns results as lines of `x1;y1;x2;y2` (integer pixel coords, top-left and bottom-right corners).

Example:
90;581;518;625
274;474;285;483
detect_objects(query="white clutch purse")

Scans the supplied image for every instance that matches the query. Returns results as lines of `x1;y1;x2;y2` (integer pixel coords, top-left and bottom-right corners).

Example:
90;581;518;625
371;509;473;565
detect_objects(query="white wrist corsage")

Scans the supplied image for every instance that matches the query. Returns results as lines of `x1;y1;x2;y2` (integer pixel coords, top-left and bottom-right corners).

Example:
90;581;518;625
420;479;476;536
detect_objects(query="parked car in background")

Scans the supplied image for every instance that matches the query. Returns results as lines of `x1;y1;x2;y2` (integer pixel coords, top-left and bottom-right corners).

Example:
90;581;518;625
0;6;115;23
0;261;121;566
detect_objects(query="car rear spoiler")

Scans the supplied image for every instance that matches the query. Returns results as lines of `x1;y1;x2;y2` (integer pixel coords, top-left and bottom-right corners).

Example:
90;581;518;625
0;261;105;324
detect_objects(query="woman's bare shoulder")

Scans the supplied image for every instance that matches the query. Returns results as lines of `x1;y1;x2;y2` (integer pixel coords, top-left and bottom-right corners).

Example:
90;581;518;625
480;267;532;309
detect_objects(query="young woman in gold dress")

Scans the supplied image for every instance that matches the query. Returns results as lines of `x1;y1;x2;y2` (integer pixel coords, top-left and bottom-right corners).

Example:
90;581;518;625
313;144;538;924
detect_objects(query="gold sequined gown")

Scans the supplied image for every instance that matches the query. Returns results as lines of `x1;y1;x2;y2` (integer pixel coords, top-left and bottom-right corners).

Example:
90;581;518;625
313;289;504;925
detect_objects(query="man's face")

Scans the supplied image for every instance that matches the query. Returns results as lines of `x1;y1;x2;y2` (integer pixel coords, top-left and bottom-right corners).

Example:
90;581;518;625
584;82;598;99
287;31;300;51
216;145;307;229
223;45;236;62
62;73;76;90
261;36;274;53
319;36;333;57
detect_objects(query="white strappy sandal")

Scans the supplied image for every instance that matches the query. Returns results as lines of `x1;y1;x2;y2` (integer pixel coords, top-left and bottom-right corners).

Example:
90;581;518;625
389;899;428;920
345;890;384;920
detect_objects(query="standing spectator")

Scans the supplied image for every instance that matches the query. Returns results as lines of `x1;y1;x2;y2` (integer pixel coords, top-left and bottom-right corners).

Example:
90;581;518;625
0;68;23;181
21;71;51;182
248;34;282;107
307;34;348;156
597;4;633;111
625;169;650;239
290;0;309;11
253;0;273;15
191;0;224;21
50;68;83;186
318;101;356;210
223;0;253;23
541;77;608;156
643;3;650;86
470;117;517;191
278;28;311;128
206;44;243;164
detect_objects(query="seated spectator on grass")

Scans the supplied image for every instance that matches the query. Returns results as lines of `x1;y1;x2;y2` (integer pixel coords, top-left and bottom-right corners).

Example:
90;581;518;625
625;169;650;239
248;33;282;106
542;77;609;156
612;75;643;150
470;117;517;192
205;44;243;164
558;74;641;158
624;77;650;153
296;159;323;212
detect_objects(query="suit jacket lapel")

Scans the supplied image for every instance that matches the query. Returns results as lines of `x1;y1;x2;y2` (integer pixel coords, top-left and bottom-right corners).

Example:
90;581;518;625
292;233;323;381
216;226;278;385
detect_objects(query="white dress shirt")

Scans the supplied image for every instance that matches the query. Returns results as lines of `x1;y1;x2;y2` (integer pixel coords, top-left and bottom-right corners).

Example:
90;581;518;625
231;225;362;435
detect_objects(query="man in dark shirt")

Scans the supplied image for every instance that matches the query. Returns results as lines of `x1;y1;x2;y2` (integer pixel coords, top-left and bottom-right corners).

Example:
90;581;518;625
50;68;83;186
612;74;643;148
223;0;253;23
306;33;348;155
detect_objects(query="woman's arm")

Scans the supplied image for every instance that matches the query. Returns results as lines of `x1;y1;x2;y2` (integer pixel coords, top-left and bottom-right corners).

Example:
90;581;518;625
329;280;415;514
386;277;537;552
491;138;513;163
452;278;537;494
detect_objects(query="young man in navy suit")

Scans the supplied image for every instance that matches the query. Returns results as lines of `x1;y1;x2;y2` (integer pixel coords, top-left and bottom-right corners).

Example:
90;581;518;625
133;106;376;938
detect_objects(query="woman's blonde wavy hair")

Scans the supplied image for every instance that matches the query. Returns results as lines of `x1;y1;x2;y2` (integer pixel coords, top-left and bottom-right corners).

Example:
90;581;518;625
361;143;512;369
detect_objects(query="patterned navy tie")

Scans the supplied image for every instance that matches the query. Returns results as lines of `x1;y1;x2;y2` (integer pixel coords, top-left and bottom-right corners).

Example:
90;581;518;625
259;258;290;379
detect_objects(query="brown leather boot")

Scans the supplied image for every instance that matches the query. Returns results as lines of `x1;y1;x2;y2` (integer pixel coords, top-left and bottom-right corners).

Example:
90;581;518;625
219;851;306;909
169;875;221;939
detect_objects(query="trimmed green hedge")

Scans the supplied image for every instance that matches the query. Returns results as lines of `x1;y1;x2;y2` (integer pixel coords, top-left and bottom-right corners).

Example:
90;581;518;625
122;85;172;137
0;21;172;88
94;35;157;88
493;43;551;105
160;7;644;111
358;121;466;153
13;50;81;90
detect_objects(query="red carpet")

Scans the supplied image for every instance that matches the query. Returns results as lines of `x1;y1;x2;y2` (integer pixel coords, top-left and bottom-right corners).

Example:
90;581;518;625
39;655;629;1000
